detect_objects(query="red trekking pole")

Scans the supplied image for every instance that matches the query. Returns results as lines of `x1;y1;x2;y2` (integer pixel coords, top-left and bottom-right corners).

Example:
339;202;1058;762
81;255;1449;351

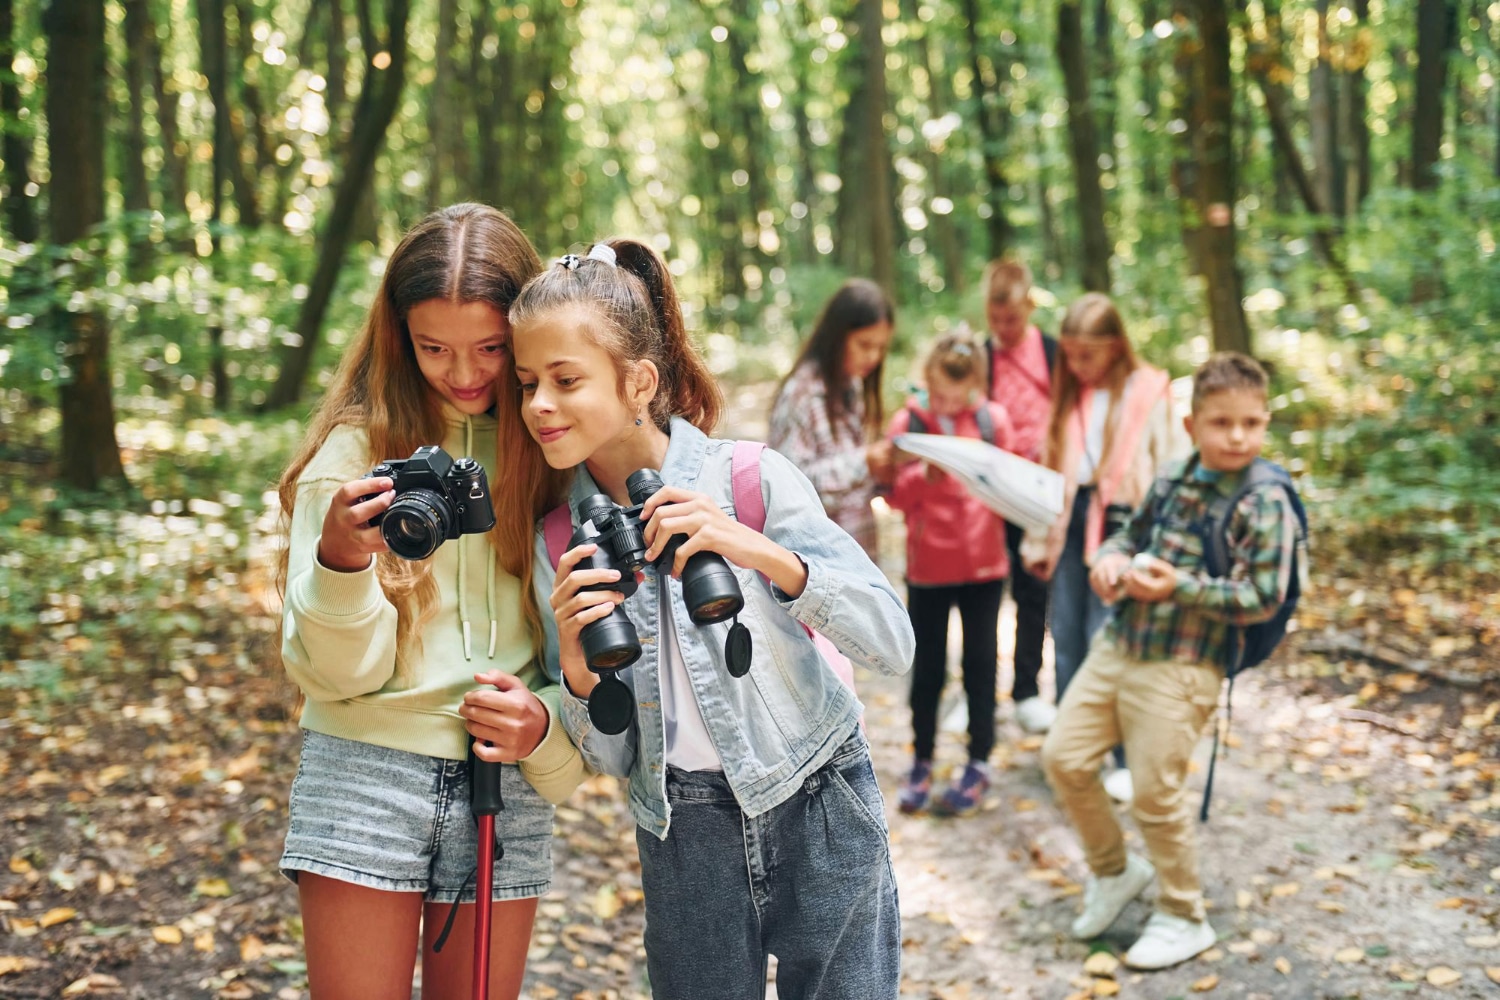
469;750;504;1000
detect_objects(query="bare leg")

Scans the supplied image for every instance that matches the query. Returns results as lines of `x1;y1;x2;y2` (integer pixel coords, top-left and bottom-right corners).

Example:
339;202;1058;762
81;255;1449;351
299;874;423;1000
420;897;539;1000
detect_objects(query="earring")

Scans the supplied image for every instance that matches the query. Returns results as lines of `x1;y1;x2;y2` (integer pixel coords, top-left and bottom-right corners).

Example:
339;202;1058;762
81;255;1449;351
635;417;644;427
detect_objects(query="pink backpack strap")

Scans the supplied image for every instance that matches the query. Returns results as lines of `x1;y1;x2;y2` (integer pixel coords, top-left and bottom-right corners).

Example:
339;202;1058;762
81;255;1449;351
543;504;572;571
731;440;767;533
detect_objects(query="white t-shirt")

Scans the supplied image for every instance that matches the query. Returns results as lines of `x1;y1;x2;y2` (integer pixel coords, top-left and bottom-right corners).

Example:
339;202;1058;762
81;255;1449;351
1074;390;1112;487
658;588;723;772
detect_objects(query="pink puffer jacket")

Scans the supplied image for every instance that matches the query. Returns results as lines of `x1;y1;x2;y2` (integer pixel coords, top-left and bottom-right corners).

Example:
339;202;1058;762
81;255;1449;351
887;400;1016;587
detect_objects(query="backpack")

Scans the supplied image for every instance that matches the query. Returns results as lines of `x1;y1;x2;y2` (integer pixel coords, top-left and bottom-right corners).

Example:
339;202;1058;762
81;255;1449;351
1138;456;1309;820
540;442;859;707
904;405;997;444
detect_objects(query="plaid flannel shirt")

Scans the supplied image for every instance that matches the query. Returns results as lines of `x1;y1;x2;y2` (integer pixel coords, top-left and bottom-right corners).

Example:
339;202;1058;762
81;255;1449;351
1096;455;1299;670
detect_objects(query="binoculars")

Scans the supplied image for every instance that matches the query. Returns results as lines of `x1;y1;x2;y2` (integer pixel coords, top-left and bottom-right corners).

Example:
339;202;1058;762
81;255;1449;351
570;469;751;734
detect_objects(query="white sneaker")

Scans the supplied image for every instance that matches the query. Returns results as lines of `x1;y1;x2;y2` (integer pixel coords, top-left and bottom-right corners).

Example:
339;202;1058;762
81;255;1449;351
1070;853;1156;939
1124;911;1217;969
1104;767;1134;804
1014;696;1057;734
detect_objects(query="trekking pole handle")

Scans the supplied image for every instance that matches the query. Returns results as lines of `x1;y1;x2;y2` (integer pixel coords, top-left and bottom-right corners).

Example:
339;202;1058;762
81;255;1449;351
470;744;504;818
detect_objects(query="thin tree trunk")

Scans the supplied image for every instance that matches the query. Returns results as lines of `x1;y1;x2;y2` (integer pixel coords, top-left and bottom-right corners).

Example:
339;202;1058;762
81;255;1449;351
960;0;1011;257
121;0;152;215
1341;0;1372;210
427;0;458;208
195;0;232;409
0;0;38;241
855;0;895;298
233;0;276;198
904;0;962;292
1309;0;1345;217
470;0;503;207
725;0;773;270
1410;0;1456;191
1171;0;1203;273
785;0;819;261
265;0;410;410
144;2;188;217
1138;0;1163;196
1058;0;1111;292
1260;0;1295;213
1035;121;1063;279
45;0;125;490
1186;0;1250;354
1092;0;1116;170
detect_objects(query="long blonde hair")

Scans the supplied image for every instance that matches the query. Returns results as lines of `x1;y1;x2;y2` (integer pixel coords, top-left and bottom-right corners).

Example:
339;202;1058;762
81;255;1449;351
1041;293;1140;471
493;238;725;581
275;204;543;676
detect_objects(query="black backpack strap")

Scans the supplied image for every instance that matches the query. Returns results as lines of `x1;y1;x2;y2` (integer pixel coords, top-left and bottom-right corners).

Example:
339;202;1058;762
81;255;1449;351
974;405;995;445
906;410;927;435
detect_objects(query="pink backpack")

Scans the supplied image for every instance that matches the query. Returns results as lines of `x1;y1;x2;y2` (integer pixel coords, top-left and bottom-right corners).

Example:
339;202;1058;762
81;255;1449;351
541;441;858;702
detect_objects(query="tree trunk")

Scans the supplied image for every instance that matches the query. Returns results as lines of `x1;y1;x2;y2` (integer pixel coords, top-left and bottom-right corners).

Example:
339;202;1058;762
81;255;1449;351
1309;0;1345;217
1260;0;1294;213
45;0;125;490
1410;0;1456;191
144;1;188;217
1186;0;1250;354
233;0;276;199
903;0;962;292
960;0;1011;257
427;0;458;208
1092;0;1116;171
725;0;773;272
469;0;503;207
198;0;260;227
1341;0;1372;210
1035;121;1064;280
1057;0;1111;292
1171;1;1202;273
121;0;152;215
1137;0;1163;196
785;0;819;261
0;0;38;241
265;0;410;410
853;0;896;298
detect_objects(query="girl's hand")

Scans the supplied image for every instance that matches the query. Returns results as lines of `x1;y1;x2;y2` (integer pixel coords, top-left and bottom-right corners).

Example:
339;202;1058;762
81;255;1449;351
866;440;895;484
550;543;627;695
639;485;809;597
1122;555;1178;603
923;462;950;485
462;671;549;762
317;476;395;572
1024;557;1055;583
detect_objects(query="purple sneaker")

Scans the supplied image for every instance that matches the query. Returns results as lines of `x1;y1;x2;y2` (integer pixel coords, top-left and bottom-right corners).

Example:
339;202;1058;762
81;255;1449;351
931;761;990;817
897;759;933;814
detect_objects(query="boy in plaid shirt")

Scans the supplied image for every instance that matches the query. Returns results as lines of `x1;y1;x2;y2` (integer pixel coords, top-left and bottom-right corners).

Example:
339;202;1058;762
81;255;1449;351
1041;353;1300;969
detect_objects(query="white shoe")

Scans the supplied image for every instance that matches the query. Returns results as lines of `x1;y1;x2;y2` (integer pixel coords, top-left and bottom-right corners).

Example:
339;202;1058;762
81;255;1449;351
1104;767;1134;804
1014;696;1057;734
1070;853;1156;939
1124;911;1217;969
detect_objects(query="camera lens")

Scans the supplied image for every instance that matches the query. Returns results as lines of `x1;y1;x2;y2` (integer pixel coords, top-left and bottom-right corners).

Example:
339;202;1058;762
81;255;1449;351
381;489;454;560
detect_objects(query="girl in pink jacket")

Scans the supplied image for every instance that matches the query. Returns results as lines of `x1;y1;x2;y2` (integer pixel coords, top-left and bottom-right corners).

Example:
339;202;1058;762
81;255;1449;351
887;329;1017;816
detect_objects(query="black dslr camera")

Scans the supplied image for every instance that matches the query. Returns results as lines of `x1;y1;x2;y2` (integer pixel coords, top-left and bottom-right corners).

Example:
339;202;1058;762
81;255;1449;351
570;469;750;735
362;446;496;561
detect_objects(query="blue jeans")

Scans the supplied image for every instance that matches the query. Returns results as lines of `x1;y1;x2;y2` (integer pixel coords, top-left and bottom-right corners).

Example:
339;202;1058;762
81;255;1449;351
1051;488;1123;766
635;734;900;1000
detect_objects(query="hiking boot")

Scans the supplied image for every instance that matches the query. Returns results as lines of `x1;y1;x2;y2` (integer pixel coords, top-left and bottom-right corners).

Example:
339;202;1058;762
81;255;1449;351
930;761;991;817
1070;853;1156;939
1014;696;1058;734
1124;911;1217;969
897;759;933;814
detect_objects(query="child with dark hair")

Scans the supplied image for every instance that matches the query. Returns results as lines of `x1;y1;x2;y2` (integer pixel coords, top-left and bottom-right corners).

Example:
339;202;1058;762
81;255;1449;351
887;327;1017;816
767;278;897;555
1042;351;1300;970
498;240;915;999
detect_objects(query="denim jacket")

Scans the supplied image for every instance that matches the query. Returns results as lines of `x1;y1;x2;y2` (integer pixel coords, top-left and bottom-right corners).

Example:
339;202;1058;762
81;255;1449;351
541;418;914;838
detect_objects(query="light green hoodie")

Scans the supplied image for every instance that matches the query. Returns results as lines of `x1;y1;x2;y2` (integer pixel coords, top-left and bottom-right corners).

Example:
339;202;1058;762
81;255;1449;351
281;405;585;804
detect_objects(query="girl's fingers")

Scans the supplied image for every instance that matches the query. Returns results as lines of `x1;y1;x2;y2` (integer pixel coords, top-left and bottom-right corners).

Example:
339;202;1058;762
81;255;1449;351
350;490;395;525
557;543;599;576
339;476;393;504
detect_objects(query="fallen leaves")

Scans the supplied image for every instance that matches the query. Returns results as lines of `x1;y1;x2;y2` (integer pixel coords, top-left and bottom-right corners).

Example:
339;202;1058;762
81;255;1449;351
152;925;184;945
38;908;76;928
0;956;45;976
1424;966;1462;987
1191;973;1220;991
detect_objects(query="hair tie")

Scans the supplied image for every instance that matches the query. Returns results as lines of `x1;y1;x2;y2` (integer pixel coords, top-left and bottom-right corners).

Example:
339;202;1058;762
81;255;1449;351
557;254;582;270
586;244;617;268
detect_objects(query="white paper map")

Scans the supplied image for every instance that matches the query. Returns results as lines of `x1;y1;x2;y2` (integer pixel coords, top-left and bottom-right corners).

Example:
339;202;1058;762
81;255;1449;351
892;433;1066;535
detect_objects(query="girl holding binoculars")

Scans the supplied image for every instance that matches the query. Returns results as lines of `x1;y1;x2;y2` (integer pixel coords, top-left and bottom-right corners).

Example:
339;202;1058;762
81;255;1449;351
488;238;915;1000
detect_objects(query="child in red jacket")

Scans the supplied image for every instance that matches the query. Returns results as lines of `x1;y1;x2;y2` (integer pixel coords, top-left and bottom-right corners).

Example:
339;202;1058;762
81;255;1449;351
887;328;1017;816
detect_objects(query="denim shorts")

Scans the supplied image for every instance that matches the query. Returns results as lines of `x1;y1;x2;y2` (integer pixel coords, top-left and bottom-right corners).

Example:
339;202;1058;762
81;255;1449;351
281;729;552;902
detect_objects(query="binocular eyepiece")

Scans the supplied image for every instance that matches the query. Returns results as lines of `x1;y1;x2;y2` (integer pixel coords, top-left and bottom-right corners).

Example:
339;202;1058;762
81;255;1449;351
570;470;752;735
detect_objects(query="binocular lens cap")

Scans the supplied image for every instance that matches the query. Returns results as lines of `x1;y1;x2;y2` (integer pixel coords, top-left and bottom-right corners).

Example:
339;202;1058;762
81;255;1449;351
588;674;636;735
724;621;753;678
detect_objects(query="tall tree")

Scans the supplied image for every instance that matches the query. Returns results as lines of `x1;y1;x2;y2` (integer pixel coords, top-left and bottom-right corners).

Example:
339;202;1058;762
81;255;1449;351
121;0;153;217
903;0;963;292
0;0;38;241
1340;0;1372;211
1410;0;1457;191
199;0;261;227
427;0;460;208
960;0;1012;257
840;0;897;297
1309;0;1346;217
1057;0;1111;291
1184;0;1250;353
265;0;411;410
45;0;125;489
1092;0;1117;166
144;0;189;217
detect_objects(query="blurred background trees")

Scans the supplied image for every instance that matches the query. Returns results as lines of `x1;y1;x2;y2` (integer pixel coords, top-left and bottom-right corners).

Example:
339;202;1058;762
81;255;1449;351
0;0;1495;573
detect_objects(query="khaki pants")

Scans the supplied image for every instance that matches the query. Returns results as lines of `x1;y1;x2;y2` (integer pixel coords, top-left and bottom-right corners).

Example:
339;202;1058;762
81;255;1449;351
1040;639;1223;921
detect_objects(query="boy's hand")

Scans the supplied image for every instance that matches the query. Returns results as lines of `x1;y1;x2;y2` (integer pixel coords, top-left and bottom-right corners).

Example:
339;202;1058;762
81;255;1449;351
1122;555;1178;603
1089;552;1131;602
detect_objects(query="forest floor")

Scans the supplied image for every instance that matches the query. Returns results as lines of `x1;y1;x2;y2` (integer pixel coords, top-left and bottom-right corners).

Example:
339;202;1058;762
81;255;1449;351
2;383;1497;999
